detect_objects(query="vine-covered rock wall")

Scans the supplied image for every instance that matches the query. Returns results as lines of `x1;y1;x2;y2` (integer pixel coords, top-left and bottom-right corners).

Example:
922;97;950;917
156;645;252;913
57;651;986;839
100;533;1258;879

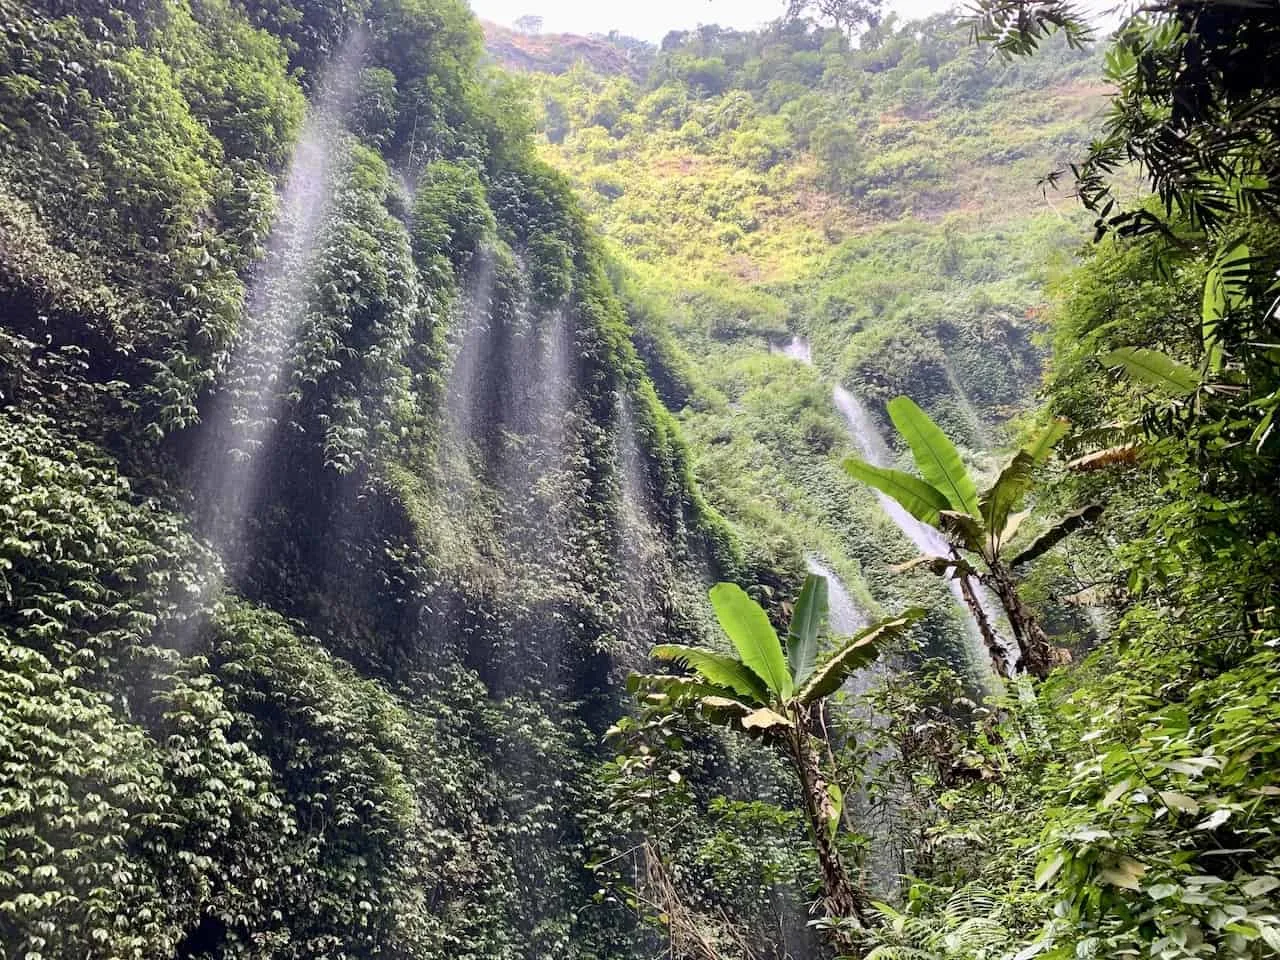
0;0;746;955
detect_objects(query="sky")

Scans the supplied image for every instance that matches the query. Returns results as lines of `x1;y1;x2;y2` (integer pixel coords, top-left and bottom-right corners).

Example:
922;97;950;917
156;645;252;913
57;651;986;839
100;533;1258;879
468;0;962;42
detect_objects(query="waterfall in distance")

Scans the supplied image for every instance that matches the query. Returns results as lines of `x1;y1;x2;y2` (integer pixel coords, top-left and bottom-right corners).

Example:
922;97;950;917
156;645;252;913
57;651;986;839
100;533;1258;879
773;334;1005;679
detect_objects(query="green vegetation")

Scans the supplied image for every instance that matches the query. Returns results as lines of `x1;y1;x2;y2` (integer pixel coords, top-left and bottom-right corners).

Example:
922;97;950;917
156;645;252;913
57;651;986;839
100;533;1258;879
3;0;1280;958
843;396;1084;677
630;576;921;940
0;0;756;955
506;13;1106;676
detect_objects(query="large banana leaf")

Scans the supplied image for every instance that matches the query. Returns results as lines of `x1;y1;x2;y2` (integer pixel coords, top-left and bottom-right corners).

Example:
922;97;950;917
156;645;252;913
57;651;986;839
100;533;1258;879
843;457;951;526
709;582;793;699
698;695;756;730
888;396;980;518
1103;347;1198;395
796;609;924;705
651;644;768;702
741;707;794;732
979;451;1035;557
1024;418;1070;463
1008;504;1104;567
785;574;827;686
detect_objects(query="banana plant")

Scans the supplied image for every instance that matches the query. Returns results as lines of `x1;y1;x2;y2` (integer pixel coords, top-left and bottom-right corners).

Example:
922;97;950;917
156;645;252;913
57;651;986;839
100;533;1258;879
1101;243;1280;452
629;574;923;944
842;396;1093;678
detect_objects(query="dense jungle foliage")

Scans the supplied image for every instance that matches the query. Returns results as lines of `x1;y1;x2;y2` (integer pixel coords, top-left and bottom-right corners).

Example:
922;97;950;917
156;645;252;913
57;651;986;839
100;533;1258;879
2;0;1279;958
496;3;1280;959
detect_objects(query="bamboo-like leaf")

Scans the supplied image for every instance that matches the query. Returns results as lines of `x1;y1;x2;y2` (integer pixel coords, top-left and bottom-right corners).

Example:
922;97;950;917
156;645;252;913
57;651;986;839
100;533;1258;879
1024;418;1070;462
888;396;980;517
651;644;767;702
786;574;827;686
1103;347;1199;395
796;609;925;705
709;582;792;699
1009;504;1104;567
843;457;950;526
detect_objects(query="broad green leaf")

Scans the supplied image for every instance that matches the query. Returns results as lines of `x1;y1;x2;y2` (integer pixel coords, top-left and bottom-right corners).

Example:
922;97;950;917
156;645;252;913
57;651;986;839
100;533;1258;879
1024;418;1070;462
709;582;792;699
1099;856;1147;890
741;706;793;731
786;574;827;686
1242;876;1280;897
843;457;951;526
651;644;768;702
979;451;1035;556
1203;243;1252;326
1203;264;1227;326
796;609;924;704
1103;347;1199;395
1034;853;1065;889
1203;244;1251;374
1159;791;1200;814
888;396;980;517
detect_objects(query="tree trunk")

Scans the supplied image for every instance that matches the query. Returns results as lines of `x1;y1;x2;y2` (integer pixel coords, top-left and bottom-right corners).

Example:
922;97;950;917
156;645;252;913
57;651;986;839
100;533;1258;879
986;559;1054;678
787;720;871;956
955;572;1011;679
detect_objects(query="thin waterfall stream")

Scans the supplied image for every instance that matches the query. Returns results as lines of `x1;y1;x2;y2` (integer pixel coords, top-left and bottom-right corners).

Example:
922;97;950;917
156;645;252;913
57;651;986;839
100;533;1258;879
190;36;365;595
774;335;1007;677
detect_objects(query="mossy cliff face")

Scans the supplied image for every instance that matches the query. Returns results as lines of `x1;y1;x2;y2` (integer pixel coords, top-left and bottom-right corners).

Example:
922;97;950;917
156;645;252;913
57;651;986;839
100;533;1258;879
0;1;742;956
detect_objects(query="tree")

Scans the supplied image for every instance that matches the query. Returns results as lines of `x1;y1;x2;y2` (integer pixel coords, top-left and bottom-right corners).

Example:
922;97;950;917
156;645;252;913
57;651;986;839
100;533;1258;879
514;14;542;35
843;397;1096;678
786;0;884;36
629;575;923;951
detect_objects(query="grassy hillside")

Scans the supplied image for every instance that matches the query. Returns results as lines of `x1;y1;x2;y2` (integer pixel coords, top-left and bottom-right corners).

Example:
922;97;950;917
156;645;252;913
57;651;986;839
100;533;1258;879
492;14;1107;666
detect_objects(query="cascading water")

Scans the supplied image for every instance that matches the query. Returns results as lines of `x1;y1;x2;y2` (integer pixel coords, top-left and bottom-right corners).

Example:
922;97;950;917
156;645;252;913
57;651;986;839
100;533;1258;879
831;384;1010;678
190;36;365;595
615;394;667;652
805;554;902;893
772;334;813;364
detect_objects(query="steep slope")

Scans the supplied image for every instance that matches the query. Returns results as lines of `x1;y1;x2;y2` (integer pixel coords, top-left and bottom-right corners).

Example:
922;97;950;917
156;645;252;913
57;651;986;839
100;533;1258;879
0;1;760;956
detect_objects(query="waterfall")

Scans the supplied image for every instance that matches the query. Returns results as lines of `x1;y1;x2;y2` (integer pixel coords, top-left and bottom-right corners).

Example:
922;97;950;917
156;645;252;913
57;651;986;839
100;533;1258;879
189;36;365;597
771;334;813;364
831;384;1008;678
614;394;668;654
